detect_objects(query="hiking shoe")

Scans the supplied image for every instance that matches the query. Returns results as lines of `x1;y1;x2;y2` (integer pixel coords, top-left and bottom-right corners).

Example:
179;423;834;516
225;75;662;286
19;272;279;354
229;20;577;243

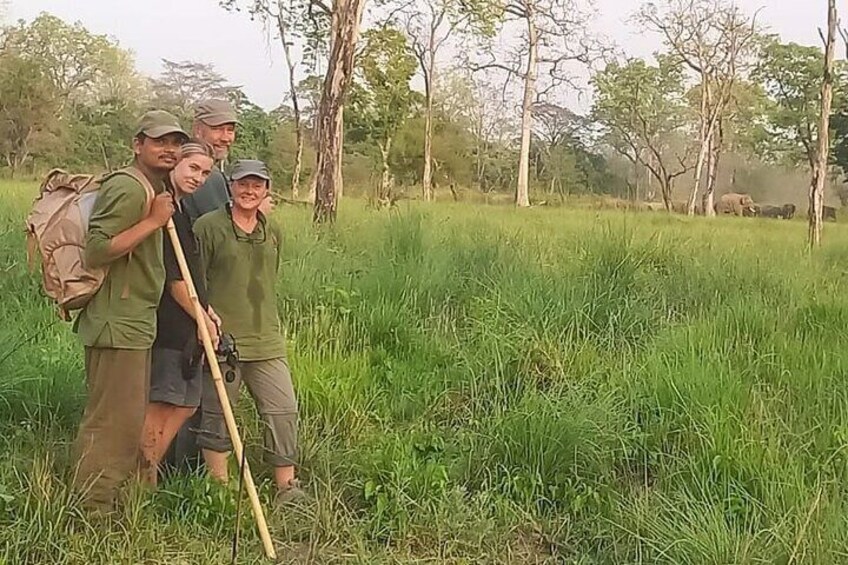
274;479;308;506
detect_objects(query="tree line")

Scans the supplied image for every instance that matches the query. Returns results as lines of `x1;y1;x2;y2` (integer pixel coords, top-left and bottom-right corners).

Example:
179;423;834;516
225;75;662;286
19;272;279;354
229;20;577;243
3;2;848;236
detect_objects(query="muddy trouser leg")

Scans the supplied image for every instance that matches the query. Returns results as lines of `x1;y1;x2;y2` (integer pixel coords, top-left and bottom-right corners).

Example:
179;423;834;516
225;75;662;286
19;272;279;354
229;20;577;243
72;347;151;511
197;357;298;467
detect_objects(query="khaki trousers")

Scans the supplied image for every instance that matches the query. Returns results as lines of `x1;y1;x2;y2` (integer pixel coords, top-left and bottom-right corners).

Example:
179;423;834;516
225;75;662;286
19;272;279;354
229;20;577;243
72;347;150;511
197;357;299;467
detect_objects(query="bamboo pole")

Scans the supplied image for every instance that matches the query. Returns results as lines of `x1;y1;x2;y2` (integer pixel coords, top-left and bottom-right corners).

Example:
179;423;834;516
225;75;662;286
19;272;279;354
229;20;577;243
165;219;277;560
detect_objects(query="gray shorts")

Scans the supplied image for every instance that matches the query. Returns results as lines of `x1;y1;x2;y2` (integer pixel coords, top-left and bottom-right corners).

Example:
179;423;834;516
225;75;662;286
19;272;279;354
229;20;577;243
149;347;203;408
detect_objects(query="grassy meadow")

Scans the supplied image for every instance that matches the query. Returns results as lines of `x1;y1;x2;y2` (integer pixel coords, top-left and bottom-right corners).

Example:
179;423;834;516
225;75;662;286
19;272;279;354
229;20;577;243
4;178;848;564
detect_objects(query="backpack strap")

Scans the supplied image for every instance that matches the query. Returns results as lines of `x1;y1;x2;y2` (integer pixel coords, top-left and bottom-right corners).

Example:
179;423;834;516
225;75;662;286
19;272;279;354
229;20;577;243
114;166;157;213
109;166;160;300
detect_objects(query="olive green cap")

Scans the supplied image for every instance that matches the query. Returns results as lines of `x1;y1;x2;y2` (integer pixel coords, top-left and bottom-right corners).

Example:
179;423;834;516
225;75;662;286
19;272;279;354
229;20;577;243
194;99;240;127
229;159;271;182
135;110;189;140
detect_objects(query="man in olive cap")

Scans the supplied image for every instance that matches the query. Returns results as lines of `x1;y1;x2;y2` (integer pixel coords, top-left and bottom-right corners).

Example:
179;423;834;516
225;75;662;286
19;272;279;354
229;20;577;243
194;159;304;504
180;99;239;223
72;110;188;512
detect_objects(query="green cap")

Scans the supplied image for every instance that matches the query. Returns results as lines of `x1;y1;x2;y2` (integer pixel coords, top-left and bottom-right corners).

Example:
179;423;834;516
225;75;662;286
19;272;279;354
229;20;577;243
194;99;239;127
136;110;189;140
229;159;271;182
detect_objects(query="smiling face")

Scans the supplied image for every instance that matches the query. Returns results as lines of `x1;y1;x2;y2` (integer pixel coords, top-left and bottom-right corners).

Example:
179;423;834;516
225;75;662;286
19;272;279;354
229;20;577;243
133;133;183;174
172;153;214;195
231;176;270;213
194;121;236;161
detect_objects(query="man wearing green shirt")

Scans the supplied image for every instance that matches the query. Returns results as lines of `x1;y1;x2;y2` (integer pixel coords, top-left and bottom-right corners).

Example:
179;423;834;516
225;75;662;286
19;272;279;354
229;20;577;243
180;99;237;223
194;159;303;503
72;110;188;512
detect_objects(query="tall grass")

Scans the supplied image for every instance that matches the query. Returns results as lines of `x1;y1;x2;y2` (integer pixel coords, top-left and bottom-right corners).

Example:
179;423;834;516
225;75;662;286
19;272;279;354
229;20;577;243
3;181;848;563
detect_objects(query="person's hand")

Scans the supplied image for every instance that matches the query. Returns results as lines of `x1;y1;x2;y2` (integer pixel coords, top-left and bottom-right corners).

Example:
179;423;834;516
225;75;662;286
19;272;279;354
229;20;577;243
198;312;220;351
259;194;275;216
149;193;175;227
207;306;222;329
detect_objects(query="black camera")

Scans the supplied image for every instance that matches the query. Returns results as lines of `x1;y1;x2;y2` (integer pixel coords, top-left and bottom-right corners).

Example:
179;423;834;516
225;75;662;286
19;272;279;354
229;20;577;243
183;332;239;383
216;332;239;383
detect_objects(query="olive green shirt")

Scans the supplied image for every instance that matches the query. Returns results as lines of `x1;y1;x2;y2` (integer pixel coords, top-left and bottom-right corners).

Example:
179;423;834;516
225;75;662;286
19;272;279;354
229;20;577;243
194;207;286;361
75;172;166;349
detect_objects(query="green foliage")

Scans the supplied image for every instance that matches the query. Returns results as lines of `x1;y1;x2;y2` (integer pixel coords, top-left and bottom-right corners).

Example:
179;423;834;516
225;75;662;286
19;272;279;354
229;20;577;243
592;56;688;156
348;27;418;150
2;12;124;106
591;56;691;201
228;98;279;165
752;36;848;167
0;51;60;174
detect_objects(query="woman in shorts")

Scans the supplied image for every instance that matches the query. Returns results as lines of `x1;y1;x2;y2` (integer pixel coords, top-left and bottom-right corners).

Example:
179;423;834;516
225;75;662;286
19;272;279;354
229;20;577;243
139;140;220;487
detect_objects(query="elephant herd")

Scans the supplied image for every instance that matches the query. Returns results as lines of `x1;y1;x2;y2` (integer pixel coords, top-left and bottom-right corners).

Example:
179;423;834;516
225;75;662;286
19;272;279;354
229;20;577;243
715;192;837;222
640;192;838;222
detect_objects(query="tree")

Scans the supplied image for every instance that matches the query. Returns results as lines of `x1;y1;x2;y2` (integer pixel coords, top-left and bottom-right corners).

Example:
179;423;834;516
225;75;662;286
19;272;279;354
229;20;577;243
637;0;760;216
531;102;594;196
222;0;325;198
754;39;846;173
810;0;837;247
398;0;496;201
0;52;59;175
592;56;693;209
348;27;418;204
1;13;125;111
228;97;279;166
474;0;598;207
151;59;239;120
313;0;368;221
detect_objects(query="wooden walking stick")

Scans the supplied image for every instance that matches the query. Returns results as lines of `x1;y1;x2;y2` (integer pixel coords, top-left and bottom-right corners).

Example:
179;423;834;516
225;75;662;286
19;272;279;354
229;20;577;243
165;219;277;560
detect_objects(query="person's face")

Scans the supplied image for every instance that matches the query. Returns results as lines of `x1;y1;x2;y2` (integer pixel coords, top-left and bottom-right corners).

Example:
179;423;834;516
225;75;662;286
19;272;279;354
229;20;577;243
172;153;214;195
231;176;269;213
133;134;183;173
194;121;236;160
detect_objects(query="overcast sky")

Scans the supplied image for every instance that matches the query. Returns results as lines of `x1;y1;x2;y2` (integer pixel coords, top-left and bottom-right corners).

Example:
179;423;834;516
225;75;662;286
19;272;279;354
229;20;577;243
6;0;832;112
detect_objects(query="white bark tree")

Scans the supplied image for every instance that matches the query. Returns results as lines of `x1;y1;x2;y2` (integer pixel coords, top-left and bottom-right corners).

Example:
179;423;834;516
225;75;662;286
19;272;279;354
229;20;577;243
637;0;759;216
810;0;837;247
473;0;598;207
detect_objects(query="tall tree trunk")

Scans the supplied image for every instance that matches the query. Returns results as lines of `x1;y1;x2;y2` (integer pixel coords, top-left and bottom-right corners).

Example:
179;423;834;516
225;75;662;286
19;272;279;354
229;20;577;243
421;31;435;202
313;0;366;224
810;0;836;248
277;12;303;199
516;3;537;208
703;119;722;217
337;105;345;200
687;78;713;215
378;136;393;203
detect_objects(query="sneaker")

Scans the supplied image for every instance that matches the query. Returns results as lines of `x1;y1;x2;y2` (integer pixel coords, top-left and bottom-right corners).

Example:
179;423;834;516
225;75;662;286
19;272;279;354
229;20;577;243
274;479;308;506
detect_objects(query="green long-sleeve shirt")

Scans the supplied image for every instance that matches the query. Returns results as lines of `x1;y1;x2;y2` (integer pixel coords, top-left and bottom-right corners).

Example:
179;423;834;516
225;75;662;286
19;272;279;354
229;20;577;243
75;172;167;349
193;207;287;361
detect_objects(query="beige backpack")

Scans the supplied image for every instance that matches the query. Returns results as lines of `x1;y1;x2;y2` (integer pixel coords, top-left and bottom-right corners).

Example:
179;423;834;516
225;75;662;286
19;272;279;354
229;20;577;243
25;167;155;320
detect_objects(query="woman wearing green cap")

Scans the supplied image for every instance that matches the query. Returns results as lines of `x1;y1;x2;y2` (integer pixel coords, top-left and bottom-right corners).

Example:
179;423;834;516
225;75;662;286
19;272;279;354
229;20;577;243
193;159;304;503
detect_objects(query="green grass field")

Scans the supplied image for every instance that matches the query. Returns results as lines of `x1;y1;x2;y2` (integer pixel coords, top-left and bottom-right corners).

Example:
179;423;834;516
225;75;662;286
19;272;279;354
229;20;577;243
3;179;848;564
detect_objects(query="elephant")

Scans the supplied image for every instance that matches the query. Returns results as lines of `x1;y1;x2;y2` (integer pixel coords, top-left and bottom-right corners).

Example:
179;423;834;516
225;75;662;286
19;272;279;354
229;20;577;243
671;200;688;214
806;205;838;222
781;204;797;219
824;205;838;222
641;201;667;212
715;192;757;216
759;203;797;219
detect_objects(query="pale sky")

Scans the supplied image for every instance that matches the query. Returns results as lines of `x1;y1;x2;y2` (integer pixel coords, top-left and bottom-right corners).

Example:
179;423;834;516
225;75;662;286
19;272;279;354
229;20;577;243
6;0;830;112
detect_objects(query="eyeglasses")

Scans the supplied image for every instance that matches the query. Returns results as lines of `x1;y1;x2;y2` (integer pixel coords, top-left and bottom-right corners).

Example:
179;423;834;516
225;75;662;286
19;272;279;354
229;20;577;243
226;204;267;245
